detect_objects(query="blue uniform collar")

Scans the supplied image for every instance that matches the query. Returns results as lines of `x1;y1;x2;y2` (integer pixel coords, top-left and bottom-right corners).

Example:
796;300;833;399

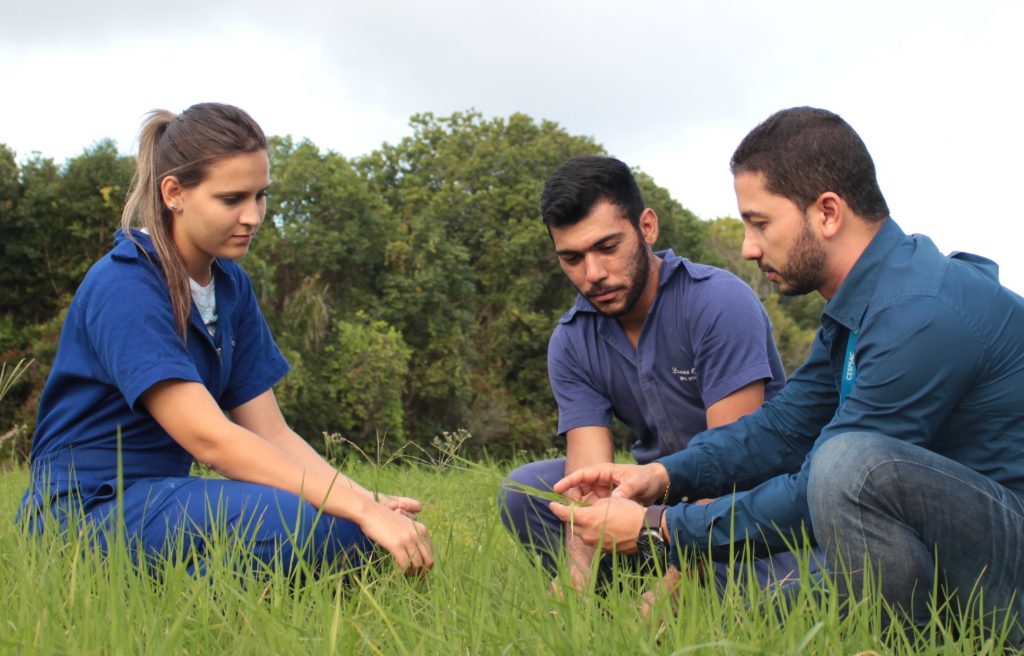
110;228;229;278
824;218;904;332
560;249;705;323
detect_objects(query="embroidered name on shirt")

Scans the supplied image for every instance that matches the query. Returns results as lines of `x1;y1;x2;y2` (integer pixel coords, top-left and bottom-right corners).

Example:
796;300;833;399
672;366;697;383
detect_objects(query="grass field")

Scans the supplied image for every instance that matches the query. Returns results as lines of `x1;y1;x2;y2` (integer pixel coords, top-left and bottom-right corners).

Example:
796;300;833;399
0;453;1018;655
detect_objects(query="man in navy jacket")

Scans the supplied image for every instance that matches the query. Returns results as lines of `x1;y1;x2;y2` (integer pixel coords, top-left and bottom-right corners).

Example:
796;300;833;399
551;107;1024;637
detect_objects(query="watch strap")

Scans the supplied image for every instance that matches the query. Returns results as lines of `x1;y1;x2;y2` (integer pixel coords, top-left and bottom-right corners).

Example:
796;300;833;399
643;504;667;540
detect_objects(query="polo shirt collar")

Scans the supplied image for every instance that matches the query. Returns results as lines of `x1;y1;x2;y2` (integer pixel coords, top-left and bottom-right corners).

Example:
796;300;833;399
824;217;905;331
563;248;697;320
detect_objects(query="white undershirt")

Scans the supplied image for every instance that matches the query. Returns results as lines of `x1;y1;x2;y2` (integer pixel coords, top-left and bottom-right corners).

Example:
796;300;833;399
189;277;218;336
136;229;218;336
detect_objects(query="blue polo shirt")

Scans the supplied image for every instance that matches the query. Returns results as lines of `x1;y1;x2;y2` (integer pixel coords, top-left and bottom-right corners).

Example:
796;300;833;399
23;229;289;512
659;219;1024;554
548;249;786;463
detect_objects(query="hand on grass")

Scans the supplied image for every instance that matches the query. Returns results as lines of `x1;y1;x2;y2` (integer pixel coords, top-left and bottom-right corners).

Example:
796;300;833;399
549;497;644;553
553;462;670;506
377;494;423;518
359;503;434;576
548;569;587;600
640;565;683;618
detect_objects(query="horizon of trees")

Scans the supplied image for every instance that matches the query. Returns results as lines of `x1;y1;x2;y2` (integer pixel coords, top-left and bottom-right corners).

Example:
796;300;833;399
0;110;822;461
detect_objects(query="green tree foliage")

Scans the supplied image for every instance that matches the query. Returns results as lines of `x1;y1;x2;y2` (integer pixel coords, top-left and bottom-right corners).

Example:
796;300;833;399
354;111;709;454
0;114;820;459
356;111;605;453
273;312;411;450
0;141;133;328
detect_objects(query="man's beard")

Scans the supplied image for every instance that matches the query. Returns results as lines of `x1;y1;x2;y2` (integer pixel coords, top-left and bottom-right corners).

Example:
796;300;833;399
585;237;651;318
767;217;827;297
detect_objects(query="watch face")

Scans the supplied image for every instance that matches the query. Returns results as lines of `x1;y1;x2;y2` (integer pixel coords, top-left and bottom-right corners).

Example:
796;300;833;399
636;529;668;575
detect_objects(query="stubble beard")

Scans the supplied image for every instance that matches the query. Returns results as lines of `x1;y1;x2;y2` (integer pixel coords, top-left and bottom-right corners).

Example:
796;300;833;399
774;218;827;297
587;235;652;318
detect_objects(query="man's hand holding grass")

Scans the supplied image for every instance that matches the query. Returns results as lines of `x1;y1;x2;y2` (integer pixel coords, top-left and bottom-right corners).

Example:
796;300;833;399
552;462;670;506
548;496;646;553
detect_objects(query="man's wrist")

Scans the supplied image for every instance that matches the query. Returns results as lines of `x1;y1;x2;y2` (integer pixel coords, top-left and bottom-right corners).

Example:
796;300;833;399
650;462;671;504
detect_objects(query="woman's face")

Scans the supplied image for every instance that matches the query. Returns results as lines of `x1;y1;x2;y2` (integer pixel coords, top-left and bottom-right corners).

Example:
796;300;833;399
165;150;270;284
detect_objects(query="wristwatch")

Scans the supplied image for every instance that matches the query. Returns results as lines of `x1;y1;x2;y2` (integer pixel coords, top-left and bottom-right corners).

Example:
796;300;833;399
635;504;668;571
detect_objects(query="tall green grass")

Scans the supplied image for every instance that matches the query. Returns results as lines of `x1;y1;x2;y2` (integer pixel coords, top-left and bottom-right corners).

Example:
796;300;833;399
0;459;1018;655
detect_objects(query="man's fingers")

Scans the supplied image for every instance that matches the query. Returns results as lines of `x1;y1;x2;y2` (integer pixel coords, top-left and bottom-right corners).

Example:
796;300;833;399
552;474;579;494
549;501;570;522
610;480;636;499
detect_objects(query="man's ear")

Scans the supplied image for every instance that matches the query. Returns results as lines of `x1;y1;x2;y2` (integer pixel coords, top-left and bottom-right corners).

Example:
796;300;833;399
160;176;183;211
816;192;844;239
638;208;659;246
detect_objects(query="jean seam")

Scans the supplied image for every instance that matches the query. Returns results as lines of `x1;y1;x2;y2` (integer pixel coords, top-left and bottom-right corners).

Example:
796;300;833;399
853;455;1024;561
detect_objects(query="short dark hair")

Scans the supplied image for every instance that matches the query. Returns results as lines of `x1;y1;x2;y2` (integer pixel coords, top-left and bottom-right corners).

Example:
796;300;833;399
730;107;889;221
540;156;645;228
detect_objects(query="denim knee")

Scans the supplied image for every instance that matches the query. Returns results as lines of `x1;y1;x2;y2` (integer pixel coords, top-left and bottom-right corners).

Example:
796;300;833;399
498;462;538;532
809;431;897;493
497;483;523;532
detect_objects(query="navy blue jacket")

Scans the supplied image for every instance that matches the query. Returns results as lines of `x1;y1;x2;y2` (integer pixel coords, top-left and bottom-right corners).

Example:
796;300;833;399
23;230;289;515
659;219;1024;555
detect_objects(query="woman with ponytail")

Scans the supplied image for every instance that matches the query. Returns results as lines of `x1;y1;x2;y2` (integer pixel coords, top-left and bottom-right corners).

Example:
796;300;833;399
20;103;433;576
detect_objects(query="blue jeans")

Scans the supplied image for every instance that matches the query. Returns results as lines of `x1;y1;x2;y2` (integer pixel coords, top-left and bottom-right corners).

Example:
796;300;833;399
808;433;1024;641
500;458;822;590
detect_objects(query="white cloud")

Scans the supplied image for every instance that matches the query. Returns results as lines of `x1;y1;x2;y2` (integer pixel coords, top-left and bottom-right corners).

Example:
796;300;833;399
2;0;1021;293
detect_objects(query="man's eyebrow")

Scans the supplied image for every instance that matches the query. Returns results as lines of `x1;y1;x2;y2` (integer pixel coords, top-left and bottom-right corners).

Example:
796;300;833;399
740;210;768;221
554;232;624;256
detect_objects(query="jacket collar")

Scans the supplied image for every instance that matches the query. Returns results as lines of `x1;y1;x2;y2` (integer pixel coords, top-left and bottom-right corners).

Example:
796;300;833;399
824;218;904;331
110;228;227;278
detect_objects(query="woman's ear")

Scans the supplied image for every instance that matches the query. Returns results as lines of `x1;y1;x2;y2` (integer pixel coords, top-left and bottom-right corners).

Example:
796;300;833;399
160;176;183;212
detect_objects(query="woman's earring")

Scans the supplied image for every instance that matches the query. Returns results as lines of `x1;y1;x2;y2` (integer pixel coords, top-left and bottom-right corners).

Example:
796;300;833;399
168;203;178;211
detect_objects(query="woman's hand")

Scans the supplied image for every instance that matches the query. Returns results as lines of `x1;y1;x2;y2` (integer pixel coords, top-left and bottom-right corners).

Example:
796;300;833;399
553;462;670;506
358;502;434;576
376;494;423;518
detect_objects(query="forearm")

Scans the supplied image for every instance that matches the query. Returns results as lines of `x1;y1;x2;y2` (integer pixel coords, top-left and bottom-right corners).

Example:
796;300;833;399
663;470;813;561
563;427;615;573
261;426;373;498
205;425;376;523
659;348;836;501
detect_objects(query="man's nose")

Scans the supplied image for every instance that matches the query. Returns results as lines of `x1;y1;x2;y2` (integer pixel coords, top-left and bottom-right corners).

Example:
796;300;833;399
741;231;762;261
584;253;608;283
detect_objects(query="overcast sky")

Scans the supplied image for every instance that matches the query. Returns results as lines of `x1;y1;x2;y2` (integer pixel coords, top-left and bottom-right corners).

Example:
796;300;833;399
2;0;1022;293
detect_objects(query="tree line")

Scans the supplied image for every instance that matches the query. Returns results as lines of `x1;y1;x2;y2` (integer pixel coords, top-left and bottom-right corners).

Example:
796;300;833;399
0;111;823;461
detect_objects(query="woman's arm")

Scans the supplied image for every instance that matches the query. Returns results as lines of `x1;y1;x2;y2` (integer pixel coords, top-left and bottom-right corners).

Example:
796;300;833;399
141;379;433;573
227;388;422;515
228;389;372;495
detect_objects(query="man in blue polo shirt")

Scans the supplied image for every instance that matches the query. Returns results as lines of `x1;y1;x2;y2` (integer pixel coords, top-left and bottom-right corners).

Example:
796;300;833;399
551;108;1024;638
499;156;789;590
